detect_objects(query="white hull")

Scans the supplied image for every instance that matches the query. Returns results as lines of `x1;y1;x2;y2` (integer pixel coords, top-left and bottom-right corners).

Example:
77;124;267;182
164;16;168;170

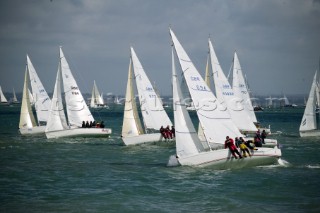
122;133;168;146
177;147;281;169
19;126;46;135
300;130;320;137
46;128;112;139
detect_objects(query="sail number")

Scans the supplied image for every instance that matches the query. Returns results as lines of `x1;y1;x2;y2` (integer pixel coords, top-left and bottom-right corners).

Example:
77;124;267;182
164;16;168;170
71;86;79;95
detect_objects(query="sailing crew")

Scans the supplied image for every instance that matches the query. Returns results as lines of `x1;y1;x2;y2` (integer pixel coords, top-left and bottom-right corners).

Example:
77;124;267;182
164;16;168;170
166;125;172;139
261;130;267;144
85;121;90;128
171;126;175;138
160;126;167;139
236;137;251;157
225;136;242;159
82;121;85;128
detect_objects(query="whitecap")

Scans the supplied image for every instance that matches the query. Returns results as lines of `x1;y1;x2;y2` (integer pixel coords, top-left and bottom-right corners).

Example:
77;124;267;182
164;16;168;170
306;164;320;169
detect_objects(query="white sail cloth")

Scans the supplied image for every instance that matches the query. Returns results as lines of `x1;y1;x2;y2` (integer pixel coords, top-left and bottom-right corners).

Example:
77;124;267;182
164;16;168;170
170;29;242;145
130;47;172;130
300;71;318;131
209;39;257;132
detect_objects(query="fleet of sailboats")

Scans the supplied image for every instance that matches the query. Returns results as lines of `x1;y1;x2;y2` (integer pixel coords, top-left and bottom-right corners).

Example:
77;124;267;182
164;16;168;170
45;47;112;139
8;28;320;168
121;47;172;145
169;28;281;167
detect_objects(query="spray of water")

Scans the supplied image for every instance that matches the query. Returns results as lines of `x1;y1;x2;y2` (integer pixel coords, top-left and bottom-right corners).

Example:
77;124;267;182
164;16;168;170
167;154;180;167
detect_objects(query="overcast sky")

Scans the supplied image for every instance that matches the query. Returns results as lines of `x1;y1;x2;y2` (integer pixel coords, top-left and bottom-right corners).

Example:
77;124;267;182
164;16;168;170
0;0;319;98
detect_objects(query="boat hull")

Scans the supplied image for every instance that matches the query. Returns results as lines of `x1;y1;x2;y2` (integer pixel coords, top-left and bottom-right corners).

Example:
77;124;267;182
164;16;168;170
45;128;112;139
177;147;281;169
19;126;46;135
122;133;170;146
300;130;320;137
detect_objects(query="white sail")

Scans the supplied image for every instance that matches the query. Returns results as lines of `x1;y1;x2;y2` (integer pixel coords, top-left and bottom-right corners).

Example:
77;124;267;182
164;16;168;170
100;93;104;105
0;86;8;103
232;52;257;123
209;39;257;132
90;80;104;107
59;47;94;127
300;71;317;131
316;82;320;108
28;89;35;105
12;88;19;103
19;69;37;129
172;46;205;157
130;47;172;130
266;96;273;108
122;58;144;137
197;54;210;141
45;65;69;132
170;29;242;145
27;55;51;124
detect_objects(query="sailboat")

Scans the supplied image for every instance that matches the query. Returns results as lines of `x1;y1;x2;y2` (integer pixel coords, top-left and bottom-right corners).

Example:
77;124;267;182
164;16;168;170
90;80;108;108
45;47;112;139
209;39;257;133
169;28;281;167
121;47;172;145
19;55;52;135
11;88;20;104
114;96;122;105
299;71;320;137
0;85;8;105
281;94;297;108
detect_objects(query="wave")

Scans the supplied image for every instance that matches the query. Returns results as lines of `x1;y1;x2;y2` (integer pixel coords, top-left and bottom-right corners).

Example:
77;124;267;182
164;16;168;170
306;164;320;169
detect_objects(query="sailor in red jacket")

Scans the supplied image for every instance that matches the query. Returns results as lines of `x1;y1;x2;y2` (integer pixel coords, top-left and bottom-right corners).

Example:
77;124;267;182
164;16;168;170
225;136;242;159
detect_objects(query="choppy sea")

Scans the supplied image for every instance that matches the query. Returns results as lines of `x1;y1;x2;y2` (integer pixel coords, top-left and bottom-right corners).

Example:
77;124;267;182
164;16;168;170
0;105;319;213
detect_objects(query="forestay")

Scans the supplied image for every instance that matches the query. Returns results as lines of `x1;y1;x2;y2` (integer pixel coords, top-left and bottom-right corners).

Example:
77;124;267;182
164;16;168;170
170;29;242;145
59;47;94;127
130;47;172;130
209;39;257;132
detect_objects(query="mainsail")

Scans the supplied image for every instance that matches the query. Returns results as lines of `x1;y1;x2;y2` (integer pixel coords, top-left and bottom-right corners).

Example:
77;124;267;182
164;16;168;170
59;47;94;127
232;51;257;123
209;39;257;132
130;47;172;130
172;46;205;157
27;55;52;124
